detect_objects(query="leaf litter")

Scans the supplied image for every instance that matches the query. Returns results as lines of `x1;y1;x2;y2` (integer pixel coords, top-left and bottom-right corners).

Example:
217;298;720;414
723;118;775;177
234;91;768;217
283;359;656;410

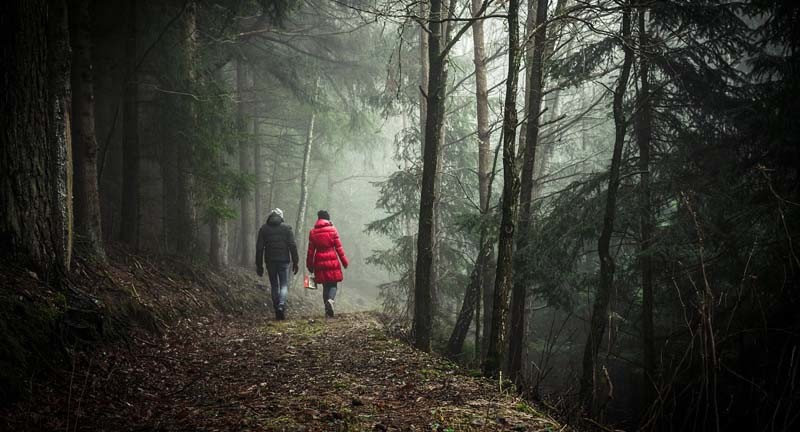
2;313;564;431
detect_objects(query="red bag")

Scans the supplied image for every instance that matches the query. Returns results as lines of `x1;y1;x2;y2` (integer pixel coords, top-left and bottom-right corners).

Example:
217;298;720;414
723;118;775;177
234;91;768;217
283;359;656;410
303;273;318;290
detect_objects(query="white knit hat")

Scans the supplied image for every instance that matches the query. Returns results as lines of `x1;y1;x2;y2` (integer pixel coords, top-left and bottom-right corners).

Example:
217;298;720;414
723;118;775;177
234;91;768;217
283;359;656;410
270;208;284;219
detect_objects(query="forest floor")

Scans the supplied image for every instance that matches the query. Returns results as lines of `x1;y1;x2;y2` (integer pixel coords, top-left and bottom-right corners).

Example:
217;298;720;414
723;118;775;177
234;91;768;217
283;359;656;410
2;312;564;431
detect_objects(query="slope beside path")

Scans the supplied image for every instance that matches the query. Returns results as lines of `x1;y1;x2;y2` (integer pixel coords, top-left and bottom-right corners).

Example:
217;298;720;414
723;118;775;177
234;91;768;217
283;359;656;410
3;312;563;431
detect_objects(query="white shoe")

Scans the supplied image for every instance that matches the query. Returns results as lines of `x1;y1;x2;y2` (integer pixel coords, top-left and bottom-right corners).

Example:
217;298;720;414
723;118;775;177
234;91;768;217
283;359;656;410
325;299;335;317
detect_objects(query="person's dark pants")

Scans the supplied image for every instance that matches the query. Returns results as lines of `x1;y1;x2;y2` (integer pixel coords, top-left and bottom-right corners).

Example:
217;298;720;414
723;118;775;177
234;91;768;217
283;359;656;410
266;261;290;314
323;282;337;316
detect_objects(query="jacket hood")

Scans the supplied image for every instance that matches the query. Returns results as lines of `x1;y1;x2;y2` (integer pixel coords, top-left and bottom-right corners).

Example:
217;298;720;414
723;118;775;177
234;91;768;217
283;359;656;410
267;213;284;226
314;219;332;229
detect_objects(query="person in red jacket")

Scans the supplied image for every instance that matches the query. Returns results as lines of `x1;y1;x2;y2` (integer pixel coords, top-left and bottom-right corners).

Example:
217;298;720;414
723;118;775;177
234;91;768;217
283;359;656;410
306;210;349;317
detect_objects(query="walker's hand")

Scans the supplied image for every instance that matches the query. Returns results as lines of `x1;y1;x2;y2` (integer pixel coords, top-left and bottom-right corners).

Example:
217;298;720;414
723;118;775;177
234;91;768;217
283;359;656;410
292;263;299;275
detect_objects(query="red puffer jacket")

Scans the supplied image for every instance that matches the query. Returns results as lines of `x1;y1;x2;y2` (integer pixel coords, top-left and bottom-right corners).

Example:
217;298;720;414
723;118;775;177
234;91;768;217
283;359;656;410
306;219;349;283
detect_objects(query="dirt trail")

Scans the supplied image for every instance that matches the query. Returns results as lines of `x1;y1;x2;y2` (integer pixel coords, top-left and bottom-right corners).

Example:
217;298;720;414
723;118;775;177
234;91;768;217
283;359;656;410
3;313;562;431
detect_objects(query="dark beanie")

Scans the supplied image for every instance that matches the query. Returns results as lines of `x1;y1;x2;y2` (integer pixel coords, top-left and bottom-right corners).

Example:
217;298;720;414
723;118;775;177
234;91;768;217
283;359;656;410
317;210;330;220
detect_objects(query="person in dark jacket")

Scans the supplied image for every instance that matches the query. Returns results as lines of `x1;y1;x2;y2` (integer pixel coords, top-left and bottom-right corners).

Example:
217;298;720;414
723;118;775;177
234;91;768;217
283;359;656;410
306;210;348;318
256;208;299;320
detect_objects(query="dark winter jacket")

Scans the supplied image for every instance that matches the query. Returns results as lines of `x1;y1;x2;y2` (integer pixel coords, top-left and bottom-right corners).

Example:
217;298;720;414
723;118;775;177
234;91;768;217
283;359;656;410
306;219;349;284
256;213;299;271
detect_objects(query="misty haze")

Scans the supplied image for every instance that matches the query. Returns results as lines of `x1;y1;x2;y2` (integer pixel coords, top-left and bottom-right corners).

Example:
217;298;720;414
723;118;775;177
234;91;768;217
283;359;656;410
1;0;798;431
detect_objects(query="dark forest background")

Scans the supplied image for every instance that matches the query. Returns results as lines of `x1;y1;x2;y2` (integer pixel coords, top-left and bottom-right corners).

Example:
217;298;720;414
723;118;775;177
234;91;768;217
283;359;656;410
1;0;799;431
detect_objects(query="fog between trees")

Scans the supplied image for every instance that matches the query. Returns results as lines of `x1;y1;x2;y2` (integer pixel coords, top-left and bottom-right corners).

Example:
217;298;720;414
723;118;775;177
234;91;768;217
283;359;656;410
1;0;799;430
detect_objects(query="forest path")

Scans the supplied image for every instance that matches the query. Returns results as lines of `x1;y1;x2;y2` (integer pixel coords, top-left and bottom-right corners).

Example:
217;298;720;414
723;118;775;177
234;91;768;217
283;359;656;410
4;313;561;431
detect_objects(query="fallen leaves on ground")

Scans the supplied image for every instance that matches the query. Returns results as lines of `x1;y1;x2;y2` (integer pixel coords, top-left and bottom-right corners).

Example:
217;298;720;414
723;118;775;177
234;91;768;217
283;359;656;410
1;313;564;432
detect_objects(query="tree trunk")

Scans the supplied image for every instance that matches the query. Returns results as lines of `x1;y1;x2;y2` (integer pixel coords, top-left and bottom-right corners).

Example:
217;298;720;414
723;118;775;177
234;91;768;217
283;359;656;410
237;58;254;266
429;0;456;343
254;122;263;227
220;218;228;266
475;272;482;360
296;76;319;259
413;0;449;352
326;172;334;210
431;135;444;334
473;0;492;211
484;0;522;377
409;0;428;322
0;0;72;276
532;0;569;201
268;159;278;211
120;0;140;248
508;0;549;384
517;0;535;153
209;217;223;269
533;88;561;200
69;0;105;261
60;1;73;272
476;0;495;360
482;245;494;360
447;231;492;359
444;0;493;362
210;140;228;269
579;3;634;413
173;0;196;256
418;1;429;140
635;2;656;411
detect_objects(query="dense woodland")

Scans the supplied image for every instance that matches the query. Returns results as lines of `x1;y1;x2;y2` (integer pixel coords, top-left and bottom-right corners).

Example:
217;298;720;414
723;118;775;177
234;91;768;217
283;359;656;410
1;0;799;431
